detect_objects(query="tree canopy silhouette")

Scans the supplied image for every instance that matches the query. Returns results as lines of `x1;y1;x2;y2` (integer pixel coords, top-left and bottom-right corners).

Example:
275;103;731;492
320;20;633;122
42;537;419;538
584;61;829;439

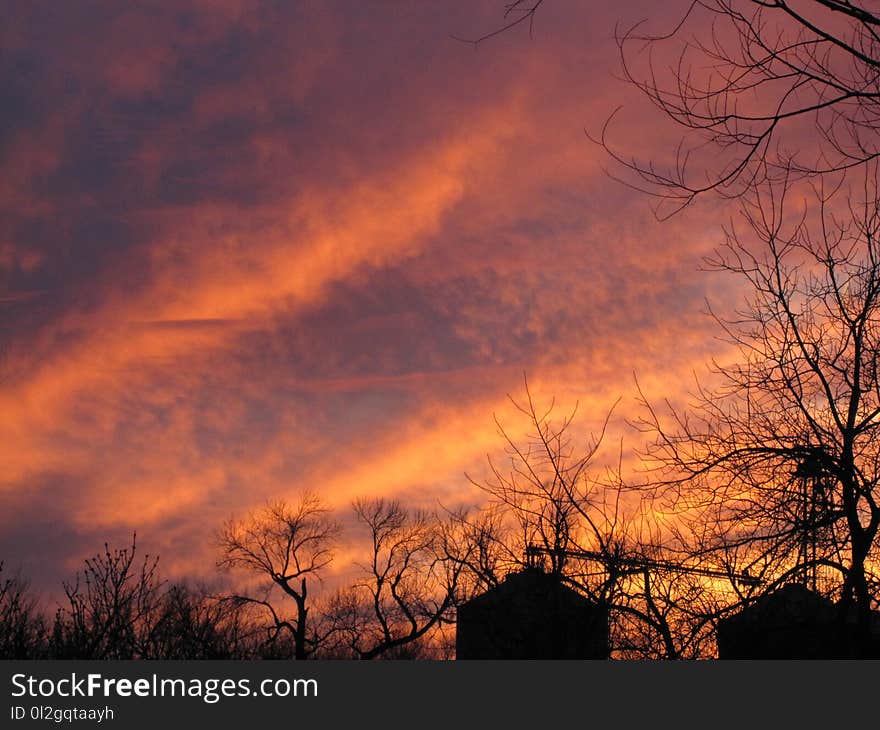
442;382;745;658
605;0;880;214
217;492;463;659
634;170;880;651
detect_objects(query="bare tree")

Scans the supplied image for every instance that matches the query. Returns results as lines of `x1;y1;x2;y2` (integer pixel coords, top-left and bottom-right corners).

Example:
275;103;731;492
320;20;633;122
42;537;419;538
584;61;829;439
470;2;880;213
141;583;260;659
0;561;46;658
452;1;547;44
602;0;880;214
326;498;461;659
438;502;512;599
51;535;165;659
449;381;738;658
466;2;880;655
635;170;880;651
217;492;340;659
4;541;271;659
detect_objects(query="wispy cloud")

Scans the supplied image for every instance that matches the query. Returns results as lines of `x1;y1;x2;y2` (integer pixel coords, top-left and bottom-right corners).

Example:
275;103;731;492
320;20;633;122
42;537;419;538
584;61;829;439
0;1;744;595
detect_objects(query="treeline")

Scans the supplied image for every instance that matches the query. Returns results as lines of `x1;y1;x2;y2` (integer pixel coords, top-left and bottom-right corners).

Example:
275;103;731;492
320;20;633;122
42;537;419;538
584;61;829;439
0;497;463;660
0;544;258;660
0;466;743;661
5;365;880;659
4;382;875;662
4;372;880;660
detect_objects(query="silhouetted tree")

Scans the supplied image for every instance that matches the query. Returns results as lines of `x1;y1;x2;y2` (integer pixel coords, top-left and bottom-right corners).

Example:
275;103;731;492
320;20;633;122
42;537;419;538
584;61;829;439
141;583;260;659
217;492;340;660
439;502;511;598
0;561;46;658
50;535;165;659
602;0;880;214
447;381;733;658
4;535;332;659
635;171;880;650
325;498;462;659
472;2;880;213
452;0;546;44
470;1;880;655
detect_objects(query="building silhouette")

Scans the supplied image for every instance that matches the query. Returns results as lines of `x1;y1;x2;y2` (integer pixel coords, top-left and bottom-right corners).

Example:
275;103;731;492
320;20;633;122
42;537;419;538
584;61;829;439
455;568;608;659
717;583;880;659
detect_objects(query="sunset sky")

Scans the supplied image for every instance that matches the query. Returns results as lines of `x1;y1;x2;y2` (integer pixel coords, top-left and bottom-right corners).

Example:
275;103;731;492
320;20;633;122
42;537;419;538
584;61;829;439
1;1;747;596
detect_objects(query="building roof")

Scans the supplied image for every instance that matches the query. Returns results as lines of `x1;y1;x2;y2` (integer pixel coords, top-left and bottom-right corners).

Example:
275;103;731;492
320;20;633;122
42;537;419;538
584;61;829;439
455;568;608;660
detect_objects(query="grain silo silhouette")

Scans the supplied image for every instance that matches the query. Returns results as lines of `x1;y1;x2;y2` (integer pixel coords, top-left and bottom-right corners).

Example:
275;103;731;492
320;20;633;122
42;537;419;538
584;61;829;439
455;567;609;659
717;583;880;659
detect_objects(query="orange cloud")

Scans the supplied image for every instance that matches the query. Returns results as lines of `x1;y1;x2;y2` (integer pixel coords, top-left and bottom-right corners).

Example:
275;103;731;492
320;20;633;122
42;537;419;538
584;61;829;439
0;1;758;599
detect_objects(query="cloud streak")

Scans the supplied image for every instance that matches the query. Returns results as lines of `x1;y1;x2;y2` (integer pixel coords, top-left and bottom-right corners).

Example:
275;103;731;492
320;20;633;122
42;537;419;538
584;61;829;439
0;1;746;596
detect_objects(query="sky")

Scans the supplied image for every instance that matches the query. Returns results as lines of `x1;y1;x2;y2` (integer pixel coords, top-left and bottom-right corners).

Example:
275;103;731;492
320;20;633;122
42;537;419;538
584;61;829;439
0;0;747;597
